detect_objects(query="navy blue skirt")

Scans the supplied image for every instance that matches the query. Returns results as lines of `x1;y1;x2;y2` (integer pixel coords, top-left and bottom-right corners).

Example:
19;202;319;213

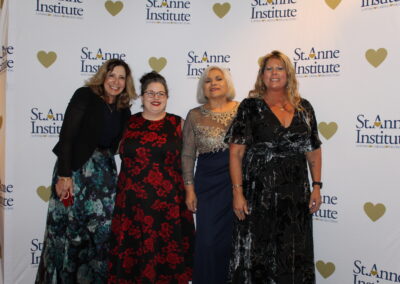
193;149;233;284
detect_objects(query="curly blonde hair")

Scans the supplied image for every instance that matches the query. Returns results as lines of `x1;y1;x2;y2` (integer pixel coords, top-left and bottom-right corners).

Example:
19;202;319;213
249;50;302;110
197;66;236;104
85;59;137;109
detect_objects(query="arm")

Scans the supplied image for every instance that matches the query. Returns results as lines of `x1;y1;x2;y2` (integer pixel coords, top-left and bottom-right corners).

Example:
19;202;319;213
306;147;322;213
55;88;91;199
230;143;249;220
181;112;197;212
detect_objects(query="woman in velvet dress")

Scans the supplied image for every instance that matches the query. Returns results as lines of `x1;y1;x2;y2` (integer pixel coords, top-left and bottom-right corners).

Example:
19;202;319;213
225;50;323;284
182;66;238;284
108;71;194;283
36;59;137;283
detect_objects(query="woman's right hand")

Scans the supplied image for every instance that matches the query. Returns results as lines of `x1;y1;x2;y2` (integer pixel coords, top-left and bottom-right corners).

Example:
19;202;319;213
185;185;197;212
233;191;249;220
55;176;73;201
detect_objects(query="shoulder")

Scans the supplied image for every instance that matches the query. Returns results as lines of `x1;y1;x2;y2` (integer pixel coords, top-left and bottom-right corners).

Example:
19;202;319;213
69;87;99;106
165;113;182;125
167;113;182;120
299;98;315;112
187;106;202;115
239;97;264;110
130;112;142;120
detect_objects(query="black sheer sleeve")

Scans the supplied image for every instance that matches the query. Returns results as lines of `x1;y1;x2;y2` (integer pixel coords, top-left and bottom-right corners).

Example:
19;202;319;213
301;99;322;152
56;88;91;176
224;98;254;145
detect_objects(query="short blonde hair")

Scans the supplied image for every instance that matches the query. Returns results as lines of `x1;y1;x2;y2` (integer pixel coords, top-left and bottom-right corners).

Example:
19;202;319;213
85;59;137;109
249;50;302;110
197;66;236;104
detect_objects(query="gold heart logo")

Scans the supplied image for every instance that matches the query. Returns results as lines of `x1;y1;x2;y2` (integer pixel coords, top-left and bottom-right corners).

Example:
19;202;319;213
371;270;378;276
47;114;54;119
364;202;386;222
96;53;102;59
365;48;387;68
148;57;167;72
37;51;57;68
266;0;273;3
37;185;51;202
105;0;124;16
316;260;335;279
162;0;167;6
318;122;338;140
374;121;381;127
309;53;316;59
213;3;231;19
325;0;341;9
202;56;208;62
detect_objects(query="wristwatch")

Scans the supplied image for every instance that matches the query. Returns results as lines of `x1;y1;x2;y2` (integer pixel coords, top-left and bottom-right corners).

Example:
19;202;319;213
312;181;323;189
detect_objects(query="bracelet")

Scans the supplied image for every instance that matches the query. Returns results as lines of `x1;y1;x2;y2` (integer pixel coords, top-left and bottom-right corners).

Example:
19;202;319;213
312;181;323;189
232;184;243;189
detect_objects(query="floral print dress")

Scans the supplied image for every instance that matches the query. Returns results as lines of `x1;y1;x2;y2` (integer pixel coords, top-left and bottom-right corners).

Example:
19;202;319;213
108;113;195;284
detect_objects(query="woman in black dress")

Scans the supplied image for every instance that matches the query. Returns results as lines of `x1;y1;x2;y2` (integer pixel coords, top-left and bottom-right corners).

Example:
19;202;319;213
36;59;137;283
225;50;322;284
108;71;194;283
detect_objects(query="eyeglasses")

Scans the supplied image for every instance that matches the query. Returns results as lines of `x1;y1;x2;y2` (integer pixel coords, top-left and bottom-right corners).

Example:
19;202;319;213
143;91;167;98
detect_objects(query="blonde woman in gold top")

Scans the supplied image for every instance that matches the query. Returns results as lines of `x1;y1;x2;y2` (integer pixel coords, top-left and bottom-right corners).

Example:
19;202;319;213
182;66;238;284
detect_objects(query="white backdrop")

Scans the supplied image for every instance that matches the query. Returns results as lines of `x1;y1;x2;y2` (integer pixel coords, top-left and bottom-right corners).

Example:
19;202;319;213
0;0;400;283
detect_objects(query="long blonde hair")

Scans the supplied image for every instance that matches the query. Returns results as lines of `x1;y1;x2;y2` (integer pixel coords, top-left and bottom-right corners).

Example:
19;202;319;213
249;50;302;110
85;59;137;109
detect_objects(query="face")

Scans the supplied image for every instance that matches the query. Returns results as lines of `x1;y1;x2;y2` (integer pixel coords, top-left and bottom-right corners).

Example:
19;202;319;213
103;65;127;97
203;69;229;100
141;82;168;115
262;58;288;91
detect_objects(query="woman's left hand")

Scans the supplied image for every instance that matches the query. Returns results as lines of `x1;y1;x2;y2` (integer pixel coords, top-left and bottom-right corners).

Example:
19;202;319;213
55;176;74;201
309;188;322;214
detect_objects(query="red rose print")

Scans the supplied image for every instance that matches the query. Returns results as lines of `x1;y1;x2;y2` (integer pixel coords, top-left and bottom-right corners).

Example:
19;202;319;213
143;215;154;226
143;263;156;281
159;222;173;239
142;131;158;144
144;237;154;252
167;205;180;220
107;114;194;282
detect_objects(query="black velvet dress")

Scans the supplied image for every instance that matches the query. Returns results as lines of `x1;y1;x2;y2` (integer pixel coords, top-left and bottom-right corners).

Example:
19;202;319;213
225;98;321;284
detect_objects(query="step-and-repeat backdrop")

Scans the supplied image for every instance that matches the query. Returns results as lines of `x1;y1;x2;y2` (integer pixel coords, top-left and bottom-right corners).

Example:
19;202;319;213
0;0;399;283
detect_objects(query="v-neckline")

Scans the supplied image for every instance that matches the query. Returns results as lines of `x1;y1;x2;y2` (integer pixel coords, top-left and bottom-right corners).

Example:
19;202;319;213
262;99;296;129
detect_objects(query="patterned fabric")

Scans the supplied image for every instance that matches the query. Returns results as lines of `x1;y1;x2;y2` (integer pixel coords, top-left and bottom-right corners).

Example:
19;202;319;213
225;98;321;284
36;149;118;284
108;113;195;284
181;102;238;184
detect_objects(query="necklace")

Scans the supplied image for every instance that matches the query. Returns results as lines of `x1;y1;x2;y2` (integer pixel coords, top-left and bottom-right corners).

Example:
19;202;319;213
104;101;115;113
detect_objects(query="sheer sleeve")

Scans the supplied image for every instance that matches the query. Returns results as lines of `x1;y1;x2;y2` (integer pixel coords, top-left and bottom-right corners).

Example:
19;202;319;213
57;88;91;176
181;110;197;184
224;98;254;145
302;99;322;152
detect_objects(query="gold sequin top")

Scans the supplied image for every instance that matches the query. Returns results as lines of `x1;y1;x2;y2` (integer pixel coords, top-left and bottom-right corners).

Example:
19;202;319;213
182;102;239;184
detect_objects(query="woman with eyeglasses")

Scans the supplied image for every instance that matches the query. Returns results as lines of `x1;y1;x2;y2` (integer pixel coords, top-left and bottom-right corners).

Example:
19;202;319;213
108;71;195;283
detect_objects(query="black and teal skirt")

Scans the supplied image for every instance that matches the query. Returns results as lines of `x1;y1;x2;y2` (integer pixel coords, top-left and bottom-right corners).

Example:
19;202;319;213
36;149;117;284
